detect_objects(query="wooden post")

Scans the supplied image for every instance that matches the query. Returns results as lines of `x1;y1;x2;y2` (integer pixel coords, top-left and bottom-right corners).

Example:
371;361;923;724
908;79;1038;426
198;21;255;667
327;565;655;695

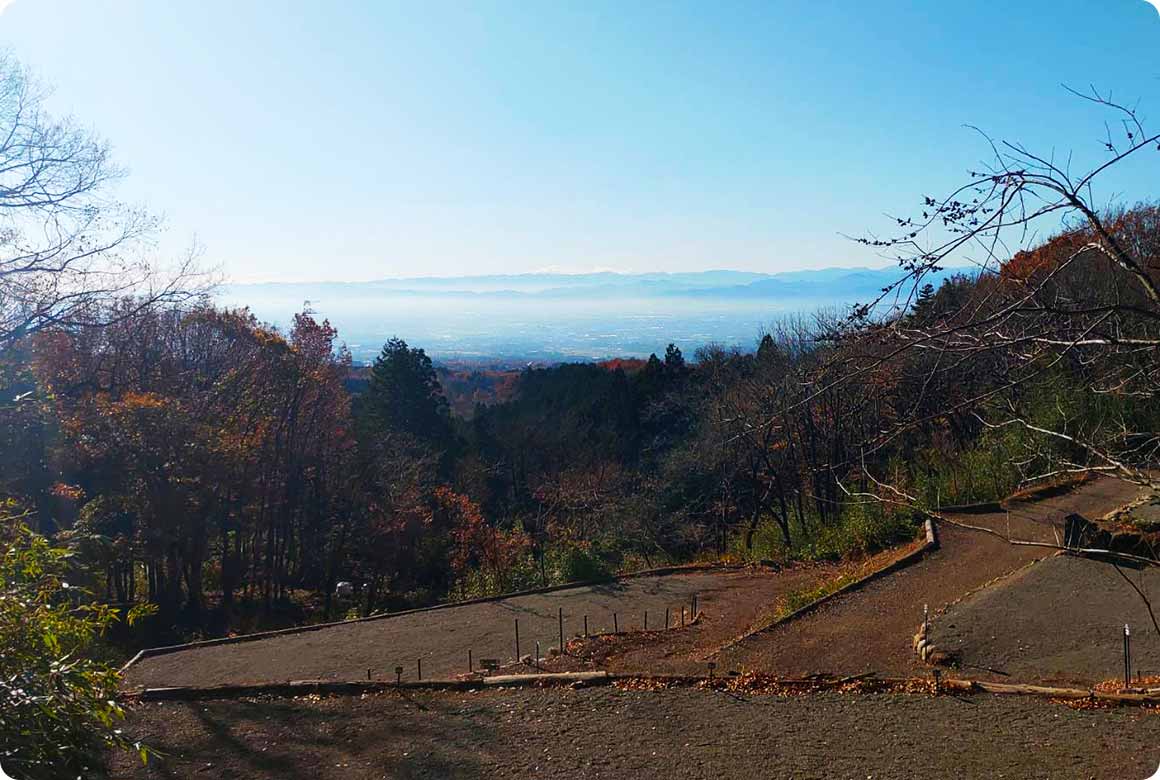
584;615;588;637
515;618;520;660
558;607;564;656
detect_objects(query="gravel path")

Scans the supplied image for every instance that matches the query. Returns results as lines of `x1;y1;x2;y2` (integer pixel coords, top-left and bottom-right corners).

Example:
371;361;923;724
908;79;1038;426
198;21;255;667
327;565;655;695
936;553;1160;685
114;686;1160;779
124;566;833;688
716;478;1143;677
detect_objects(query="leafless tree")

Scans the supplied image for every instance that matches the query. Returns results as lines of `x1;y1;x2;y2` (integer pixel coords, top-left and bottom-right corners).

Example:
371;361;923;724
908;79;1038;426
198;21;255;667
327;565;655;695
0;53;196;348
844;86;1160;496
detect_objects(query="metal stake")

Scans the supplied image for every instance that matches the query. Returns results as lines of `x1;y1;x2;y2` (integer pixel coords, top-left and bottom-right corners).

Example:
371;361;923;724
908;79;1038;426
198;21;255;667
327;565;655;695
1124;624;1132;689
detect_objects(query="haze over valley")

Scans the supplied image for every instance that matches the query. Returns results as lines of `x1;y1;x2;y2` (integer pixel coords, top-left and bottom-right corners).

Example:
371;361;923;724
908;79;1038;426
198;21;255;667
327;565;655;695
222;266;963;362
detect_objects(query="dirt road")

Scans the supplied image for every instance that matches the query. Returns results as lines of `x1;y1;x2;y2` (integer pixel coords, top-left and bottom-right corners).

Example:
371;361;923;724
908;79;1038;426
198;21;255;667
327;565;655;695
114;686;1160;779
717;477;1143;677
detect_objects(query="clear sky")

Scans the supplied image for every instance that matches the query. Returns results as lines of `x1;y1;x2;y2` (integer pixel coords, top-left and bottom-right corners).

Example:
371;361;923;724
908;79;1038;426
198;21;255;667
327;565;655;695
1;0;1157;282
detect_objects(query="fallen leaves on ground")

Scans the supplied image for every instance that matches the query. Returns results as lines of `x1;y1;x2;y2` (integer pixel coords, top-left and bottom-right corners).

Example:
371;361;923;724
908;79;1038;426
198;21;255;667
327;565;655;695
614;672;937;697
1093;675;1160;694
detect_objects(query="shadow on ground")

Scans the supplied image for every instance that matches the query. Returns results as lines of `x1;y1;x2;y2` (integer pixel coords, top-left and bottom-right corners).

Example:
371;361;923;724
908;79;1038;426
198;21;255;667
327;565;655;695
127;693;495;779
113;686;1160;779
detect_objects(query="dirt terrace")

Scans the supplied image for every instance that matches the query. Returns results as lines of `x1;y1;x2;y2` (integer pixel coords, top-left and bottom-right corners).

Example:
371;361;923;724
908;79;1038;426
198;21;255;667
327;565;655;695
717;477;1143;678
124;564;843;688
935;553;1160;686
114;686;1160;779
124;477;1145;690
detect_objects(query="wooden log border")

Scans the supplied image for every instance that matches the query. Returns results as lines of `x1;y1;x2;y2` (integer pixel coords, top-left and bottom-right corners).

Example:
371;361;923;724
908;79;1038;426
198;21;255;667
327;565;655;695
938;473;1093;515
127;669;1160;708
937;500;1003;515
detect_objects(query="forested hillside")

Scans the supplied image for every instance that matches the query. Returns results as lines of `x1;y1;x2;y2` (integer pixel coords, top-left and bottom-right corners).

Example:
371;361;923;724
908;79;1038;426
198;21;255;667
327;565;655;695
7;206;1160;646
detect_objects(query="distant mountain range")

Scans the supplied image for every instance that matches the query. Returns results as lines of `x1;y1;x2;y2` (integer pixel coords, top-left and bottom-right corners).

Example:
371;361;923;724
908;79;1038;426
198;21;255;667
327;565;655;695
224;266;970;302
218;266;973;362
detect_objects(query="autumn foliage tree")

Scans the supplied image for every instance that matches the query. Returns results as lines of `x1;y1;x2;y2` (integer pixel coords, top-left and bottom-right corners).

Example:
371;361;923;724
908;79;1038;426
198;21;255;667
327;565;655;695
26;303;358;624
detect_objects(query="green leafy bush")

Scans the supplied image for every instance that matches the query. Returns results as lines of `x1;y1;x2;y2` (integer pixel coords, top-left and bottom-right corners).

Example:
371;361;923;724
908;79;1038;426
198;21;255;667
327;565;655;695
1;519;152;779
451;540;618;600
911;428;1025;508
544;541;615;584
450;551;541;599
731;502;917;563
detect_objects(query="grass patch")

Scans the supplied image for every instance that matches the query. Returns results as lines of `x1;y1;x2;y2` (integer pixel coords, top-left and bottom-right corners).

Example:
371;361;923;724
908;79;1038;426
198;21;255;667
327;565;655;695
774;573;856;619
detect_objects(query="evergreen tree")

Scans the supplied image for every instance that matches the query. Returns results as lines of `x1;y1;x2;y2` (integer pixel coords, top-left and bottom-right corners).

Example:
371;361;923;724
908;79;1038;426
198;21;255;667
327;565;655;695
909;282;938;323
360;337;450;443
755;333;776;361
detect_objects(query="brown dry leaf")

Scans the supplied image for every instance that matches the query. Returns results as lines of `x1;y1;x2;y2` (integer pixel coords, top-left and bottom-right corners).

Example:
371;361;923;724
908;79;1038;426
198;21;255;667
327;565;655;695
1093;675;1160;694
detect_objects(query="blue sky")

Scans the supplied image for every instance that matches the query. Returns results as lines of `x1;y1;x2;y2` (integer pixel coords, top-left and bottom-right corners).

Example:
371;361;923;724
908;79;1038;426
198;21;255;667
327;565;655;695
1;0;1157;282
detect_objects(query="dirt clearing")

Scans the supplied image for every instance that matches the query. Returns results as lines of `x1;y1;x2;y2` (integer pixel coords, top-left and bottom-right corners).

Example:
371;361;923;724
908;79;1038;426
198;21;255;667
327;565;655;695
124;565;837;688
935;553;1160;685
114;686;1160;779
